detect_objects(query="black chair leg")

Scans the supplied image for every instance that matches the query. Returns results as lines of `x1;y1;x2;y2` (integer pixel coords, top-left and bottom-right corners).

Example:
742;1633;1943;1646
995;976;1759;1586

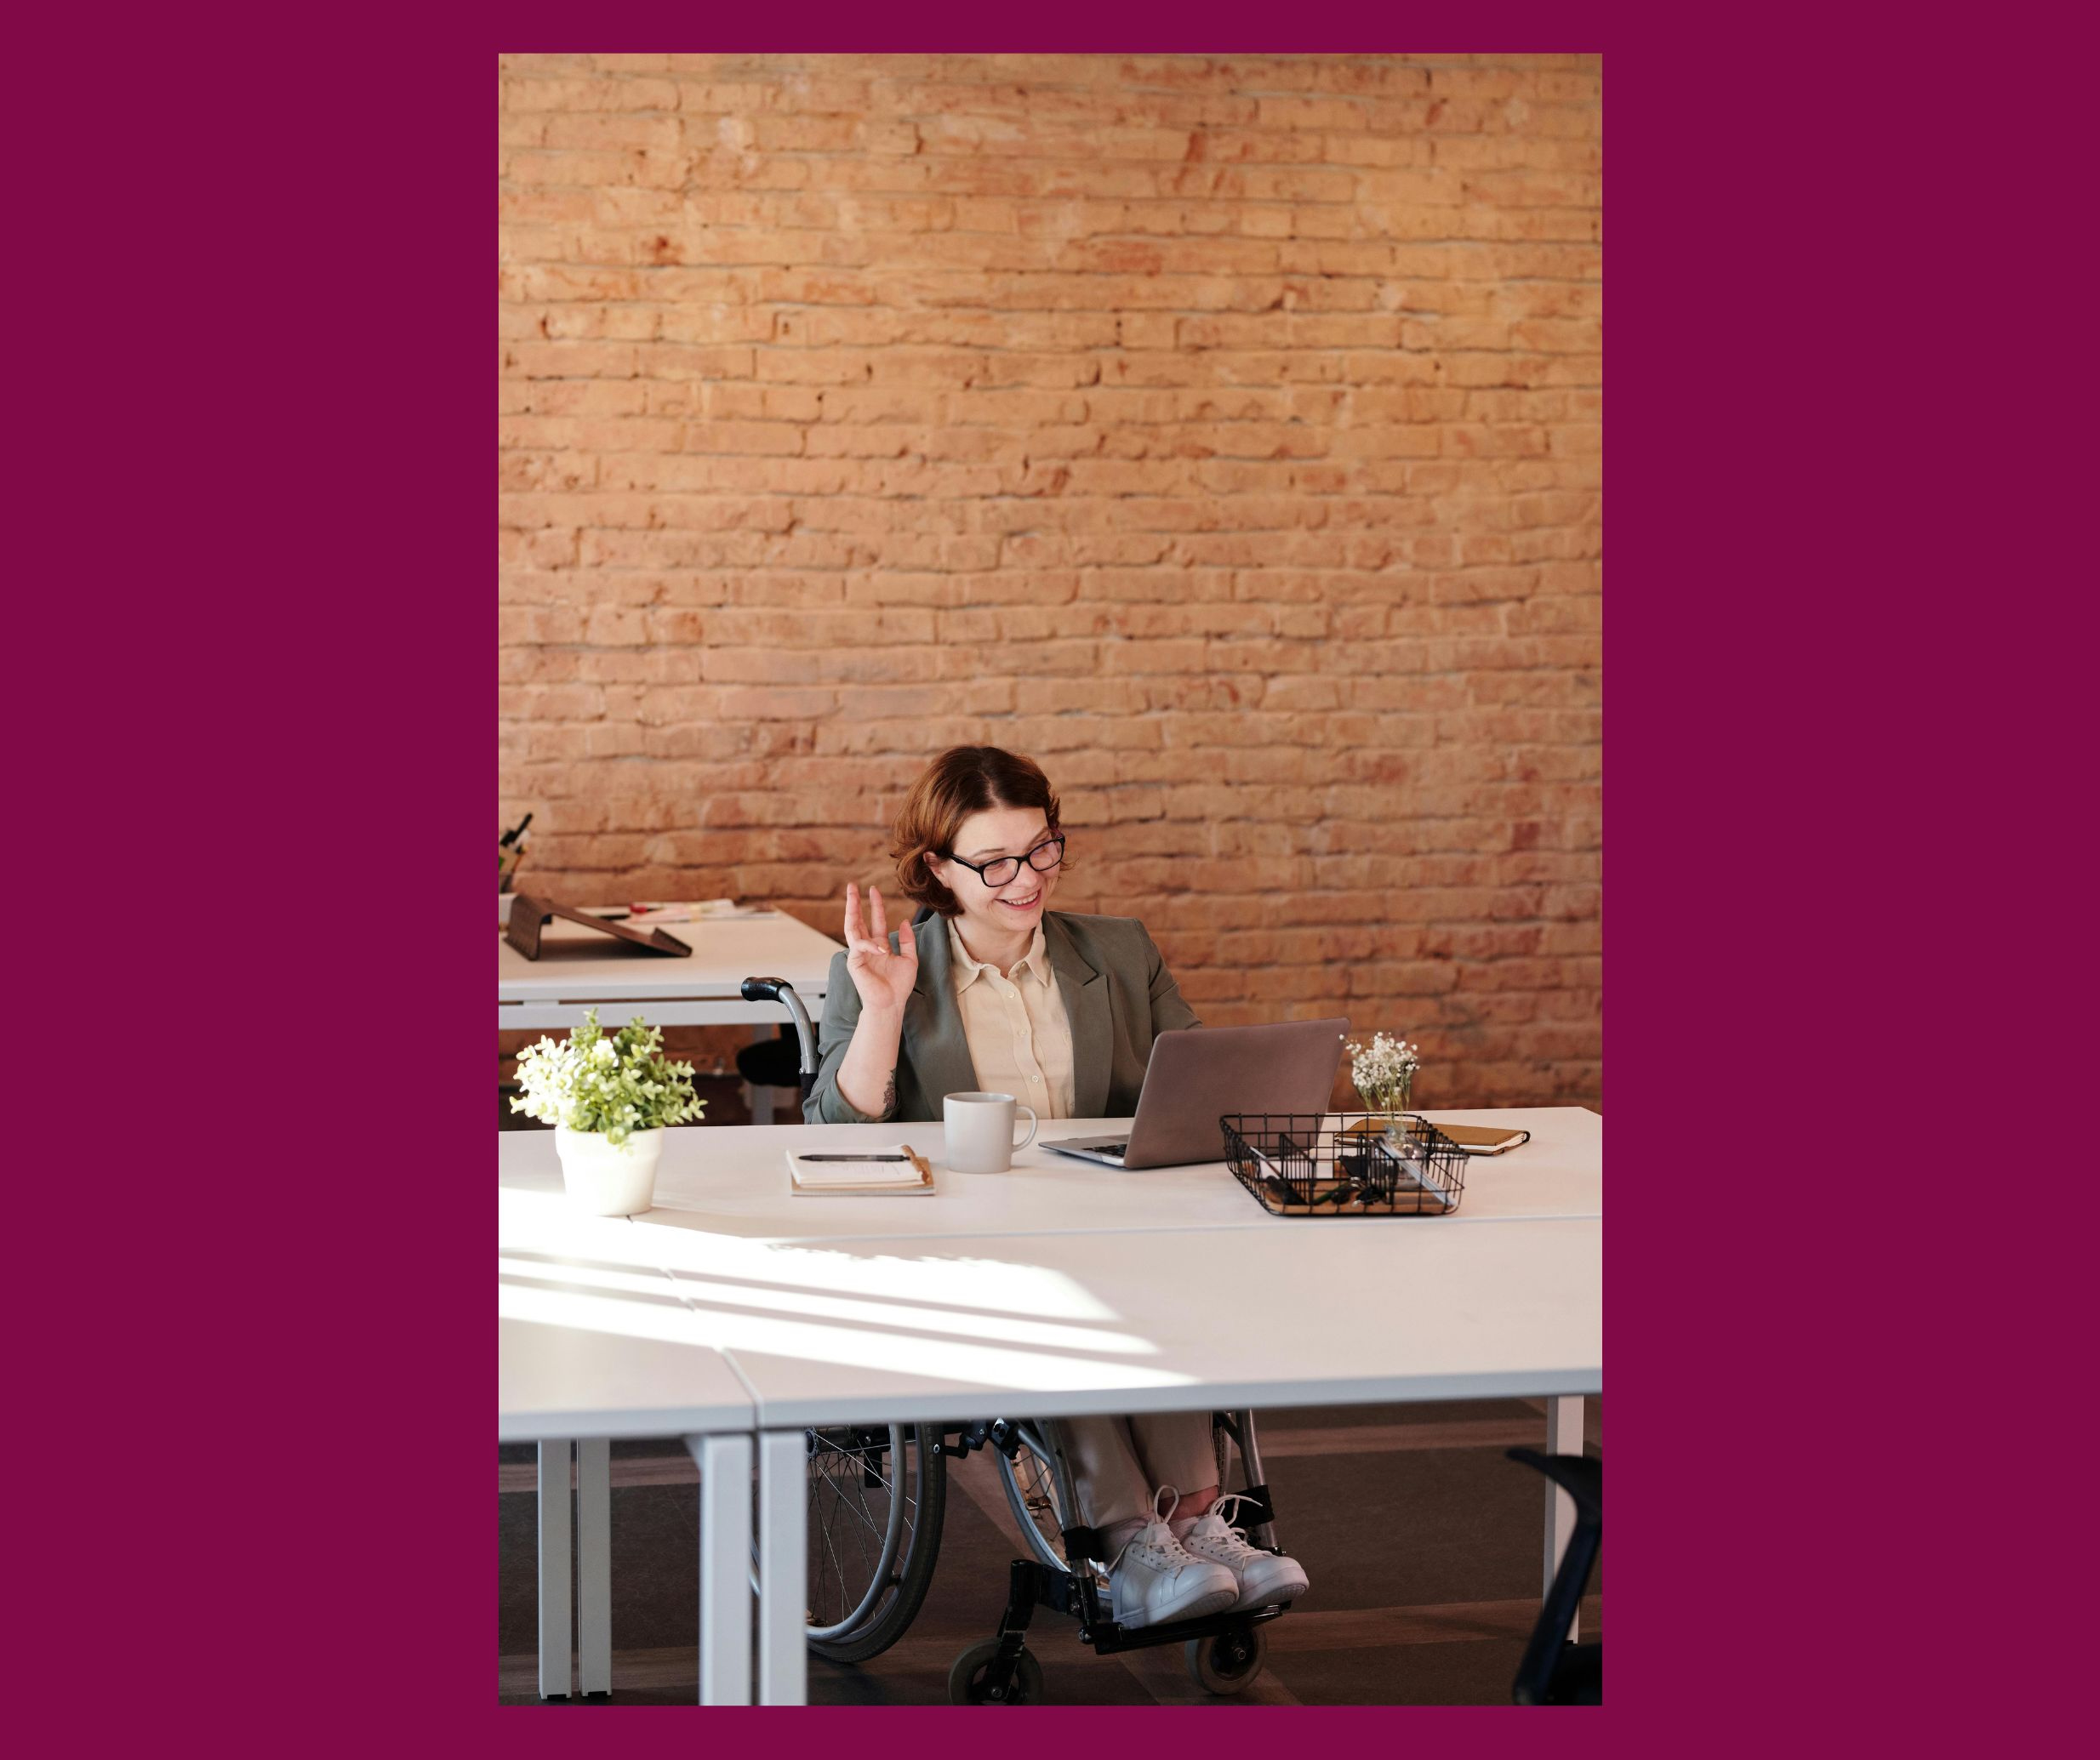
1507;1448;1601;1705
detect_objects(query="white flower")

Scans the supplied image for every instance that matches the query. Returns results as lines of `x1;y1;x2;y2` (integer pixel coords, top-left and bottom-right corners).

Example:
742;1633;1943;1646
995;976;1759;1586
1344;1029;1423;1110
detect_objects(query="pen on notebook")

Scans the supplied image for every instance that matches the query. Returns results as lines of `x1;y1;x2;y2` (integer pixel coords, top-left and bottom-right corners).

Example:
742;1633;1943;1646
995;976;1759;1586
798;1153;913;1162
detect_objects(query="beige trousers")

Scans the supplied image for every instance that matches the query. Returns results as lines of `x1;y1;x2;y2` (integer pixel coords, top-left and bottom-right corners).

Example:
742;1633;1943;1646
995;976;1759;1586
1048;1411;1218;1531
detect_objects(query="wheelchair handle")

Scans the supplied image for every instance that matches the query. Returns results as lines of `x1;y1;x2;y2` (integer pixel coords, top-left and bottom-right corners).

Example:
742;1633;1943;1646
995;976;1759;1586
740;976;817;1098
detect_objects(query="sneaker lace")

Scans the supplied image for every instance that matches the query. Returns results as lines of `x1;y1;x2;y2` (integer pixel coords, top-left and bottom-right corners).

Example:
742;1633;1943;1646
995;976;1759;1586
1196;1493;1266;1558
1109;1486;1188;1576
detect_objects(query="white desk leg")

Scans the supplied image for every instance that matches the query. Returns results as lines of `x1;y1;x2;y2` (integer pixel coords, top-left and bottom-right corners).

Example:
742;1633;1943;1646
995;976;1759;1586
747;1025;774;1127
577;1438;612;1695
757;1430;808;1706
1544;1396;1583;1643
537;1439;573;1699
688;1433;753;1706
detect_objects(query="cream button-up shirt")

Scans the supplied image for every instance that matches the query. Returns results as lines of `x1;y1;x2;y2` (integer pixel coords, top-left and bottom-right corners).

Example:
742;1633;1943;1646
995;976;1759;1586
947;919;1076;1121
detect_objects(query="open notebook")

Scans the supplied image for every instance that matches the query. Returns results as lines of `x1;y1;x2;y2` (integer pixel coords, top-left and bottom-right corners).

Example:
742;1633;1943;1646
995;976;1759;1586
785;1144;937;1196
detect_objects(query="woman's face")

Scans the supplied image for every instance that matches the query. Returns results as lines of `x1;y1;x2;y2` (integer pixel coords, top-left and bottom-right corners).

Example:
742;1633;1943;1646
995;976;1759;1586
931;805;1062;943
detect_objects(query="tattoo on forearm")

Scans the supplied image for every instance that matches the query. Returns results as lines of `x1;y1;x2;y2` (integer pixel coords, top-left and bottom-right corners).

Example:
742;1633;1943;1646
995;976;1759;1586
881;1071;897;1118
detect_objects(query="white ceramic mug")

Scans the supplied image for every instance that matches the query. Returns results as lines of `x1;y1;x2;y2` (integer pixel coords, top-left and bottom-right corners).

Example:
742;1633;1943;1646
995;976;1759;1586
944;1091;1039;1174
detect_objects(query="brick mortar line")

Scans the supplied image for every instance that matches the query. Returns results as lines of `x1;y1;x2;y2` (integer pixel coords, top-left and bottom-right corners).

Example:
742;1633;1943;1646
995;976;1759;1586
499;115;1601;137
496;297;1598;309
499;160;1598;182
499;103;1601;123
499;60;1595;82
499;219;1595;236
499;271;1604;288
499;73;1599;94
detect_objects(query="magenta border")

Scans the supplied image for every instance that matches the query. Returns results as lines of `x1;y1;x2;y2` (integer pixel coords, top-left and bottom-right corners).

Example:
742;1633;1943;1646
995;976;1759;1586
85;22;1682;1742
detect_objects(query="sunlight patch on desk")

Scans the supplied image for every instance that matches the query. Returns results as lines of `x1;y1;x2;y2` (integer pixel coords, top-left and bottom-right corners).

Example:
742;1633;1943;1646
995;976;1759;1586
497;1279;1193;1393
499;1255;681;1303
502;1279;746;1349
497;1188;669;1271
630;1222;1123;1323
497;1251;1149;1355
654;1273;1154;1354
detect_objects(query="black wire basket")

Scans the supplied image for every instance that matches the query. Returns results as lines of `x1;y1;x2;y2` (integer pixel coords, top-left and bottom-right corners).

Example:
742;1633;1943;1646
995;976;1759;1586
1219;1114;1469;1217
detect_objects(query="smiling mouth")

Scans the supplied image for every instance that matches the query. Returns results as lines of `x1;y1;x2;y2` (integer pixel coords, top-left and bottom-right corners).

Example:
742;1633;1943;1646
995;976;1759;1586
999;891;1042;909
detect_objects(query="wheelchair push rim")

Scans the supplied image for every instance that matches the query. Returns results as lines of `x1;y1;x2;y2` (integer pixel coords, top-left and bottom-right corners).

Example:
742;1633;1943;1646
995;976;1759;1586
997;1423;1080;1578
802;1423;914;1643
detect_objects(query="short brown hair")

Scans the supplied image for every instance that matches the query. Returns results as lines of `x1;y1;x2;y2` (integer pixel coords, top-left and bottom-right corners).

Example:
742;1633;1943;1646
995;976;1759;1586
892;746;1066;917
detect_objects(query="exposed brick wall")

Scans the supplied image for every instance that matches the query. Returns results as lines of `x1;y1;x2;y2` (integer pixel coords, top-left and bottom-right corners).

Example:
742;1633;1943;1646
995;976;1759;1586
499;53;1601;1110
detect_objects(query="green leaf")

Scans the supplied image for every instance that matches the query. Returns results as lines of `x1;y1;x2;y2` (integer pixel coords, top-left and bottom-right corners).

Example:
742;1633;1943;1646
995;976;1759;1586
509;1009;708;1137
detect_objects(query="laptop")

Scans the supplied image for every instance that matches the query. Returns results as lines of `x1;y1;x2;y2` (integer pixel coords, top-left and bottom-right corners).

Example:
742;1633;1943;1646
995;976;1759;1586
1041;1017;1350;1169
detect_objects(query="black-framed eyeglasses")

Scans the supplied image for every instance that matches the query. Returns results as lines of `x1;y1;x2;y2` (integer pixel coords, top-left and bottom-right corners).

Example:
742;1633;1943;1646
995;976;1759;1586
942;834;1065;889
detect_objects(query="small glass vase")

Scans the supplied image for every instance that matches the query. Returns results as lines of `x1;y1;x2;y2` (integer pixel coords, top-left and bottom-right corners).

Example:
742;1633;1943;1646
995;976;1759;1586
1381;1079;1417;1154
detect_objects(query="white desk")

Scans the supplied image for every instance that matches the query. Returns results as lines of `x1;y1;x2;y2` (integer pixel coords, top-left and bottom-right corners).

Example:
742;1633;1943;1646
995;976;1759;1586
642;1215;1601;1427
498;1110;1601;1704
677;1216;1601;1706
498;910;842;1030
499;1189;759;1703
499;908;843;1124
498;1107;1602;1244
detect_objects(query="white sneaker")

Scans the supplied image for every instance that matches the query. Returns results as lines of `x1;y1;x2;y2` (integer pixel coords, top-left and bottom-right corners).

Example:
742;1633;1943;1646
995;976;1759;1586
1108;1489;1240;1629
1173;1493;1310;1611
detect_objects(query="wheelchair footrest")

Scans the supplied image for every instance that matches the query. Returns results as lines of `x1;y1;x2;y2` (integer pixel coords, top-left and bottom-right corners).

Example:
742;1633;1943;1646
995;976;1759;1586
1081;1600;1291;1657
996;1556;1294;1658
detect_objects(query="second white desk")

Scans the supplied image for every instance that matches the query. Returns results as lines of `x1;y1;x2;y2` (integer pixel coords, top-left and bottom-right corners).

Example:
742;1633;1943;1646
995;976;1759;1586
499;1188;762;1703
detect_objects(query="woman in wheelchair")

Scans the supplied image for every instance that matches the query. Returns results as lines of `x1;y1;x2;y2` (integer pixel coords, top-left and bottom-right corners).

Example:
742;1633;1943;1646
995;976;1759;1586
807;745;1311;1628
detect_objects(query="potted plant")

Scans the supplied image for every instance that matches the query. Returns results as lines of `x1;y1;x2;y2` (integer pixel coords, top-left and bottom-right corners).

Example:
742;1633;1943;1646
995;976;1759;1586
511;1010;706;1214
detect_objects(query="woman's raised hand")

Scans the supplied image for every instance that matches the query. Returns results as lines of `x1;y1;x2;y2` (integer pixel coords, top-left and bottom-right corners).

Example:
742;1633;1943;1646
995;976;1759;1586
842;881;918;1017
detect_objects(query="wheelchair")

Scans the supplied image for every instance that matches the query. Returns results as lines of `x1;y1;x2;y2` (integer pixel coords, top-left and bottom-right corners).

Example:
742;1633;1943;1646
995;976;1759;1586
790;1410;1291;1704
740;979;1292;1702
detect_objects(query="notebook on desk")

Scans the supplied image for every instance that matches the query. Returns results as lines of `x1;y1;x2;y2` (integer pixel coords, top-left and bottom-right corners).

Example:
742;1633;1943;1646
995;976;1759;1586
1041;1017;1350;1170
786;1144;937;1195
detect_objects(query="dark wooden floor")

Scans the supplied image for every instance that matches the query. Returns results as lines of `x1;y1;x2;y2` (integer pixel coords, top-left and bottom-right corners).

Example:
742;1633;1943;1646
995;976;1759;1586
499;1397;1601;1706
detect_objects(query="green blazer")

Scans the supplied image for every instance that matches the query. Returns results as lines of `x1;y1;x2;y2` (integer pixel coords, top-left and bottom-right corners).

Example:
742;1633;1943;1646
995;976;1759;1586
804;908;1201;1125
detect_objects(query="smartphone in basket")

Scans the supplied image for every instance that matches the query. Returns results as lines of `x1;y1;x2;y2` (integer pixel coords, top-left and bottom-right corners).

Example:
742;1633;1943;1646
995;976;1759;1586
1425;1123;1531;1155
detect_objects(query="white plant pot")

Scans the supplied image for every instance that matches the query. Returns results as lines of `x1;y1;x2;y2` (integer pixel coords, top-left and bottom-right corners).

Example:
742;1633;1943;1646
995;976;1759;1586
556;1126;665;1216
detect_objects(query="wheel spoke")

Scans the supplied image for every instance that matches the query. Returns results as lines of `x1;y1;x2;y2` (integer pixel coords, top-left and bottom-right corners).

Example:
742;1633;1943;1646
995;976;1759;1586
842;1475;879;1592
829;1467;888;1543
809;1451;860;1625
813;1484;853;1624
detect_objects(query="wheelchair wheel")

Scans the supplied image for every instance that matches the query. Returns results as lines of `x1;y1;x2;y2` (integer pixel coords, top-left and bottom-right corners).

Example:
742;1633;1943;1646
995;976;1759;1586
996;1428;1075;1575
802;1421;945;1663
1186;1627;1266;1695
948;1640;1046;1706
